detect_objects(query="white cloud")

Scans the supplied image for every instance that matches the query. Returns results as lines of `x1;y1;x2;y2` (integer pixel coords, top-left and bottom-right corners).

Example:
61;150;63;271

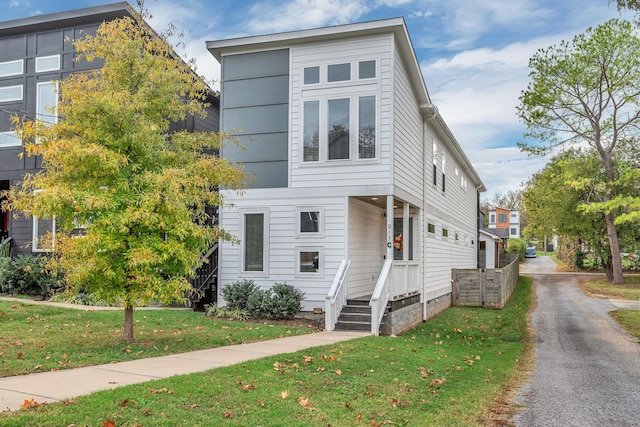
246;0;370;33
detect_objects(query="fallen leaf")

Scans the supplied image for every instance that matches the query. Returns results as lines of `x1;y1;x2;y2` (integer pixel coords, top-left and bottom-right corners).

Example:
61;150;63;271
224;411;232;418
101;418;116;427
241;384;255;392
281;391;289;399
335;369;342;376
303;355;313;364
20;398;39;409
257;399;265;407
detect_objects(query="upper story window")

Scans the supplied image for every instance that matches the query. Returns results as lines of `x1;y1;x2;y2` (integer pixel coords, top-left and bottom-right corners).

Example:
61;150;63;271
359;60;376;79
36;81;58;126
35;55;60;73
304;66;320;85
490;214;495;223
327;63;350;82
498;213;507;222
0;85;23;103
511;212;518;218
303;95;376;162
0;59;23;78
303;60;377;86
0;132;21;148
441;153;446;192
432;143;438;186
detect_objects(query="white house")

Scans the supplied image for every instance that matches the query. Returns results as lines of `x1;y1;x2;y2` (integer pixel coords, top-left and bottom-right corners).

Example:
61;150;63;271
207;17;485;335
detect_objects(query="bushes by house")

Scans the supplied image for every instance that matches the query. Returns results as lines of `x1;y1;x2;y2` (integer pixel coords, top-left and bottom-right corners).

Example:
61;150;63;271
0;255;59;297
209;280;305;321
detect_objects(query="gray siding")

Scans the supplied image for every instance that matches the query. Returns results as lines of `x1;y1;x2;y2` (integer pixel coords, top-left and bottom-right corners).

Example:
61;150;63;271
221;49;290;188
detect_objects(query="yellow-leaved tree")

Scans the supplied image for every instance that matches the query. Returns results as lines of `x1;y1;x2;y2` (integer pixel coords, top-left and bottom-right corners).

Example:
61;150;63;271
3;15;243;342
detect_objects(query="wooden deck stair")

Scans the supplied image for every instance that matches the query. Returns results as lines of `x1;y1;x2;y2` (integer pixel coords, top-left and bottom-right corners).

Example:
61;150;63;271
335;298;373;331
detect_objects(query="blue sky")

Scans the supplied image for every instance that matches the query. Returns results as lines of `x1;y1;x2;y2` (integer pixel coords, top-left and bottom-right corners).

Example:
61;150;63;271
2;0;634;200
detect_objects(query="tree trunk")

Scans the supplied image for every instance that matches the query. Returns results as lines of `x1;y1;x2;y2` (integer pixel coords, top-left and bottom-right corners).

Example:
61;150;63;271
122;305;135;343
604;212;624;284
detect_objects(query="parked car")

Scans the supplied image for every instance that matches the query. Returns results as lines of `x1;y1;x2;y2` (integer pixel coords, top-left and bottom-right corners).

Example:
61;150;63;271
525;246;537;258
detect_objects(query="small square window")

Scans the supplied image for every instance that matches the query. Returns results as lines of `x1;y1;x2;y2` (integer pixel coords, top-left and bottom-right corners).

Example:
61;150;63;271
327;63;350;82
428;223;435;234
300;211;320;233
442;229;448;238
359;60;376;79
299;250;320;273
304;66;320;84
36;55;60;73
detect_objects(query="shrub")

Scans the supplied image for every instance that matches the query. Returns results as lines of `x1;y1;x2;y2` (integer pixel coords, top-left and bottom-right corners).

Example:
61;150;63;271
507;238;527;262
269;282;305;320
205;305;227;318
0;255;58;297
49;291;110;306
221;279;259;311
246;288;272;319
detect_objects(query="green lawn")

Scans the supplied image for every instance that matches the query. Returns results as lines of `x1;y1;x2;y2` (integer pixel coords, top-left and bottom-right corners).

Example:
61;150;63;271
0;301;316;377
579;275;640;300
579;276;640;346
0;277;533;426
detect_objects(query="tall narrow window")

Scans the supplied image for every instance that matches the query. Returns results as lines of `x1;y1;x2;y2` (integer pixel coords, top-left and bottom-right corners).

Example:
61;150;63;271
441;153;446;192
244;213;265;272
432;143;438;186
358;96;375;159
36;81;58;126
328;98;349;160
393;218;414;260
303;101;319;161
33;216;55;252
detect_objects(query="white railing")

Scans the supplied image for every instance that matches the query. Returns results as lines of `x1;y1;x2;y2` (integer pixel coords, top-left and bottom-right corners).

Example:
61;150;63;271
391;262;420;298
369;259;393;336
325;260;351;331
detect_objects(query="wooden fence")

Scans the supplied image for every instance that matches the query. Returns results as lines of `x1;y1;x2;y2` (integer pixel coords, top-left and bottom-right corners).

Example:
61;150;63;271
451;255;519;309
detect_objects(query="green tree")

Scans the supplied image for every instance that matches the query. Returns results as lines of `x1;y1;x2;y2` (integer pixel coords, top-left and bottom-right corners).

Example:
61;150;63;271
2;16;243;342
517;19;640;284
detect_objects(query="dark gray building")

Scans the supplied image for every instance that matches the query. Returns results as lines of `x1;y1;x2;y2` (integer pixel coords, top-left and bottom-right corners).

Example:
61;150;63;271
0;2;219;257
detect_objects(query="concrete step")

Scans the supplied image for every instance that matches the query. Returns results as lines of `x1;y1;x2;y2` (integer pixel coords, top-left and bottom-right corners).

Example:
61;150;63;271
335;320;371;331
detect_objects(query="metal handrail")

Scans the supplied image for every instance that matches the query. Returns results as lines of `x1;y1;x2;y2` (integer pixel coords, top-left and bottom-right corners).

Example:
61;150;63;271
369;259;392;336
325;259;351;331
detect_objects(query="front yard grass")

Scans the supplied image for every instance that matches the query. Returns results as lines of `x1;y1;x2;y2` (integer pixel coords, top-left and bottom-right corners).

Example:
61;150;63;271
579;275;640;300
579;276;640;345
0;277;533;426
0;301;316;377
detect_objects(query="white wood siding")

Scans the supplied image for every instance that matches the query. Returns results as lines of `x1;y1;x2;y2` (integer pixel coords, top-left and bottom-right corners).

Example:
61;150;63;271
219;189;348;311
423;126;479;300
392;46;424;201
348;198;386;298
289;35;394;188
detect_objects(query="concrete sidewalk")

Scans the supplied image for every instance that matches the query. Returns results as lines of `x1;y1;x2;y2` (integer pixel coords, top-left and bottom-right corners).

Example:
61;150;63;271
0;330;369;411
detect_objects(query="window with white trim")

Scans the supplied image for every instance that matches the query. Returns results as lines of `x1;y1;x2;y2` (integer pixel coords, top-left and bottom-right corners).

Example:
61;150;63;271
0;131;21;148
0;85;23;103
297;247;323;276
297;208;323;237
35;55;60;73
36;81;58;126
0;59;23;78
242;210;269;275
432;143;438;186
441;152;446;192
33;215;55;252
302;95;377;162
327;63;350;82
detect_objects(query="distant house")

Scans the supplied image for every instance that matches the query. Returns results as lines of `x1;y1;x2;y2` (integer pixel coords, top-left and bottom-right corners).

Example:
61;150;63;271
207;18;486;335
0;2;219;263
488;207;520;239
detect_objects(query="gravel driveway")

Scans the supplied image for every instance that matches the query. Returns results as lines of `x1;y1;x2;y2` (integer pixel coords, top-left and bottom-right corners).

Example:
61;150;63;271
512;257;640;426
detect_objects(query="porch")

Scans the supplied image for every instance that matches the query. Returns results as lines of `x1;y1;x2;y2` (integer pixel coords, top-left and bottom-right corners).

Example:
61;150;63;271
326;195;422;335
